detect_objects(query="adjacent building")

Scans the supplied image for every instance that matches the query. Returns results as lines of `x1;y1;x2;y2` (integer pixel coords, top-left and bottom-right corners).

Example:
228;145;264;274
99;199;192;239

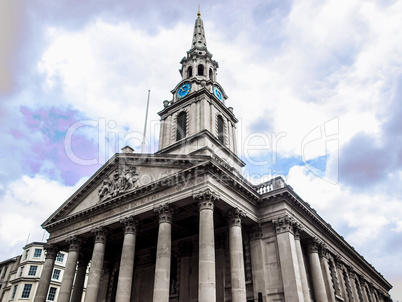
0;243;70;302
28;10;393;302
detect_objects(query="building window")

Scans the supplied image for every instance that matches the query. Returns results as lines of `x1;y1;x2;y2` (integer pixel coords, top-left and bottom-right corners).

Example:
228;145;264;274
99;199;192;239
176;111;187;141
47;287;57;301
1;265;7;278
21;284;32;298
56;253;64;263
52;269;61;280
187;66;192;78
209;68;213;80
24;250;29;260
20;266;24;277
33;249;42;258
11;285;18;299
217;115;224;144
28;266;38;276
198;64;204;75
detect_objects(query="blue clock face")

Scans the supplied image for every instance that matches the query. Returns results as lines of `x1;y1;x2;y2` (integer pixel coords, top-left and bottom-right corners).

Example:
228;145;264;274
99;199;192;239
213;86;223;101
177;83;191;99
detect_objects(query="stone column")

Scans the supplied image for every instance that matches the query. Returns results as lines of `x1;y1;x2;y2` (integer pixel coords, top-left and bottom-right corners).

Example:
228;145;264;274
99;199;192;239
116;216;138;302
152;204;173;302
228;208;247;302
319;247;336;302
293;224;311;302
307;239;327;302
360;279;370;302
249;225;267;302
58;236;82;302
348;268;359;302
194;189;219;302
273;215;304;302
335;257;349;302
33;244;58;302
84;227;108;302
70;254;89;302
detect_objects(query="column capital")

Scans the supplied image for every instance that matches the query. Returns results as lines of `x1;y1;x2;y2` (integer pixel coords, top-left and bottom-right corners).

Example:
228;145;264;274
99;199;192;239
319;244;329;259
227;208;245;227
44;243;59;259
120;215;138;234
335;255;344;269
293;222;303;240
348;266;357;279
194;188;219;211
248;224;263;240
307;238;323;254
272;214;295;234
92;226;108;244
66;235;82;252
155;203;173;224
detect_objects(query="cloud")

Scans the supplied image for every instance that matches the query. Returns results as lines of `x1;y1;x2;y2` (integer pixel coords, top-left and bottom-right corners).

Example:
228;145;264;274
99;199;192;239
0;174;85;260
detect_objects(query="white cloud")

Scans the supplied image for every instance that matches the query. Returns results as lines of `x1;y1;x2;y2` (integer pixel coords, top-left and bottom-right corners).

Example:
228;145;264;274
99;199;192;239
0;174;86;260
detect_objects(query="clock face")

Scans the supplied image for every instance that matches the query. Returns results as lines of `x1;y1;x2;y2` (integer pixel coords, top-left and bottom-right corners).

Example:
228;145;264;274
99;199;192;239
213;86;223;101
177;83;191;99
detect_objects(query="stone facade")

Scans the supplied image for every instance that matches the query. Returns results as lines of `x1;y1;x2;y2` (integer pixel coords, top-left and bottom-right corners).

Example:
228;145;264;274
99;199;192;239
33;10;392;302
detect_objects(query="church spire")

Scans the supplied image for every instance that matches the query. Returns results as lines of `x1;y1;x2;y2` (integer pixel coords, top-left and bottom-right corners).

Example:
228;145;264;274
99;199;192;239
191;7;207;50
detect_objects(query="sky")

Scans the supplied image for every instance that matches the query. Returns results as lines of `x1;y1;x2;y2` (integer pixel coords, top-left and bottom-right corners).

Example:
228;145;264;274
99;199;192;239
1;0;401;299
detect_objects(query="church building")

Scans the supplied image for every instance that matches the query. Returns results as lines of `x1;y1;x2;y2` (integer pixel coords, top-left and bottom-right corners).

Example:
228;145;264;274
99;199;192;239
34;11;392;302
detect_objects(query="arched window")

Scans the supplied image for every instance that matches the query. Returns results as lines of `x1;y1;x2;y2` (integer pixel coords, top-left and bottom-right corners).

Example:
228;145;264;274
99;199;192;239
187;66;193;78
198;64;204;76
209;68;213;80
176;111;187;141
217;115;224;144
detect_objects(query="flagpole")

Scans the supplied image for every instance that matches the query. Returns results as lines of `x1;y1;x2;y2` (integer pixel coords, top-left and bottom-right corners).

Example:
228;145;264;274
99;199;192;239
141;90;150;153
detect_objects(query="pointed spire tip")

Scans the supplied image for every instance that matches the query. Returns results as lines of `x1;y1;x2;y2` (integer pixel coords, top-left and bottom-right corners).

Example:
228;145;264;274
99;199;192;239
197;5;201;18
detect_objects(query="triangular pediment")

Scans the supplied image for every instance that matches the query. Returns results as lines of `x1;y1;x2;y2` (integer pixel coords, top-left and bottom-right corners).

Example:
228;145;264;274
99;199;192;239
42;153;211;228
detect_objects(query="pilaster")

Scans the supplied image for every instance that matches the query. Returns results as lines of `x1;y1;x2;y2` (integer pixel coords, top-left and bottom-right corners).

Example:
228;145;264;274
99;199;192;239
293;223;311;302
272;215;304;302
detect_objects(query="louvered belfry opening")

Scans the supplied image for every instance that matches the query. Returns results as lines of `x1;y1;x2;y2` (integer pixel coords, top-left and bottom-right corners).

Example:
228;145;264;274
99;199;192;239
177;111;187;141
217;115;224;144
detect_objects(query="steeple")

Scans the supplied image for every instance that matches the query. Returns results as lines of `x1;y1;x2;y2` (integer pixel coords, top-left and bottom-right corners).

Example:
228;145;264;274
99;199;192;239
191;7;207;50
157;10;244;172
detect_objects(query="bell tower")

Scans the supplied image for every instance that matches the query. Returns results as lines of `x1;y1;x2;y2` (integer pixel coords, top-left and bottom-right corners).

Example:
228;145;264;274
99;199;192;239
157;9;244;172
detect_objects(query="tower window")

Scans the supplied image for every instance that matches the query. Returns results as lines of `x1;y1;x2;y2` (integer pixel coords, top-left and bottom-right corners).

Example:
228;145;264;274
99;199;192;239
209;68;213;80
187;66;193;78
198;64;204;76
217;115;224;144
176;111;187;141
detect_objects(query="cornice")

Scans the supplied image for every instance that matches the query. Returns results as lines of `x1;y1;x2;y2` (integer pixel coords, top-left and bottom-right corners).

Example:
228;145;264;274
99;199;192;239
262;188;392;289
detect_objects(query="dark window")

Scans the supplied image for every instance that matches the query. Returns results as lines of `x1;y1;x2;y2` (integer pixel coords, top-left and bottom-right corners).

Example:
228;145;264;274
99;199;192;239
28;266;37;276
187;66;192;78
21;284;32;298
47;287;57;301
176;112;187;141
209;68;213;80
52;269;61;280
56;253;64;262
1;265;8;278
11;285;18;299
33;248;42;258
217;115;224;144
198;64;204;75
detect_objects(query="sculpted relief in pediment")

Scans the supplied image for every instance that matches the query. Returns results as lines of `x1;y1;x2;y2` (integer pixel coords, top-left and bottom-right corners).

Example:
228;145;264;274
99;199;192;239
98;166;139;202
